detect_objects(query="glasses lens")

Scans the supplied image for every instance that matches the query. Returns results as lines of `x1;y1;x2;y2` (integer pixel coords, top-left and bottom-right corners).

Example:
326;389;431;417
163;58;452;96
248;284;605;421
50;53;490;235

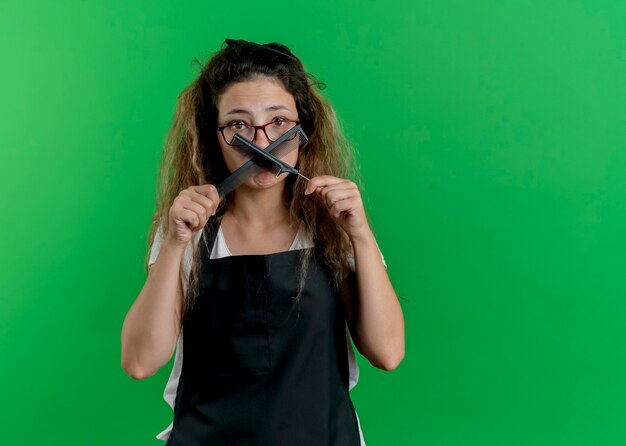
224;124;254;145
265;120;297;142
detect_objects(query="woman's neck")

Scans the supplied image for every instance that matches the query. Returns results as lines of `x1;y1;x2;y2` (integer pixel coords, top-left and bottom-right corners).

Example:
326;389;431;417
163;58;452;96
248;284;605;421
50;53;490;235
227;184;291;228
220;183;298;255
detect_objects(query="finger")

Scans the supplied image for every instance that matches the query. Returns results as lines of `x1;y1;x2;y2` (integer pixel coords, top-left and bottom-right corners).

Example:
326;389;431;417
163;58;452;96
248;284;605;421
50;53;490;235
319;181;358;198
181;200;210;227
186;189;219;216
320;182;358;204
304;175;348;195
322;188;359;210
174;208;201;230
329;196;363;219
318;182;357;200
191;184;220;201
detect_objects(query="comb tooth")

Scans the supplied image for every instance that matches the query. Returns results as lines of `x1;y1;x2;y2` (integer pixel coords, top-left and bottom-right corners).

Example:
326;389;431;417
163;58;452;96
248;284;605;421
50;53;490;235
273;135;299;159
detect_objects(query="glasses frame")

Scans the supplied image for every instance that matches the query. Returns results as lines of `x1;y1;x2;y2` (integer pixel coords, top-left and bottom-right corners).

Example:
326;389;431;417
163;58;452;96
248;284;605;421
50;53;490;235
217;119;301;146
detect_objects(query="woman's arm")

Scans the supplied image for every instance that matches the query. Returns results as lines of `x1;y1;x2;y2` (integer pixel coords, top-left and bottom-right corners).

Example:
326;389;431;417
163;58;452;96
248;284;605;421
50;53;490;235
121;184;219;379
305;176;405;371
342;230;405;371
121;241;186;379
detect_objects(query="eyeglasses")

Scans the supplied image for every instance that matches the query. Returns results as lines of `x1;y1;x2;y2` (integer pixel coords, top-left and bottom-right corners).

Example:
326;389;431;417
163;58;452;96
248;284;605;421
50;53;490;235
217;119;300;146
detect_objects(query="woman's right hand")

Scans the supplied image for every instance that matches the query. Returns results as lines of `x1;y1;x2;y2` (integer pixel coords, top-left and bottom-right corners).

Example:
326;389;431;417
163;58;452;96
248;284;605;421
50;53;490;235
165;184;220;248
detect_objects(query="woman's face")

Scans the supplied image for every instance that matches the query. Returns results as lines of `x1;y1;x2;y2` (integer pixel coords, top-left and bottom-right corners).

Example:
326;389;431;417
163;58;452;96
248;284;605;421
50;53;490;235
216;77;299;190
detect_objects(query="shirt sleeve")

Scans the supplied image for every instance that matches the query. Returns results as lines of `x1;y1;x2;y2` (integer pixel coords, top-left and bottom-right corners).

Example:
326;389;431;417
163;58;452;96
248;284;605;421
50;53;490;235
148;223;166;267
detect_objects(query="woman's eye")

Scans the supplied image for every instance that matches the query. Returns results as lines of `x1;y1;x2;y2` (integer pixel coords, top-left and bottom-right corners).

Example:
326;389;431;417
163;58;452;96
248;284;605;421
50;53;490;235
271;118;288;127
230;121;247;130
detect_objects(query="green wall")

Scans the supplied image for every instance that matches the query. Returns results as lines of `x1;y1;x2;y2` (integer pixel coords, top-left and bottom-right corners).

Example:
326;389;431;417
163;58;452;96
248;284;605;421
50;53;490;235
1;0;625;444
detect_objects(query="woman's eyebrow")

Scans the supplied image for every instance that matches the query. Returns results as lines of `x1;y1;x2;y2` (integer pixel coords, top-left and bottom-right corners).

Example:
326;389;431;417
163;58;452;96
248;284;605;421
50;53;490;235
224;105;292;116
224;108;251;116
266;105;291;112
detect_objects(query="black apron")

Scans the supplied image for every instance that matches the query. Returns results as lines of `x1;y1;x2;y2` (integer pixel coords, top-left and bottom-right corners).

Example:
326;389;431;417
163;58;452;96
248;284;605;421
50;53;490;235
166;222;362;445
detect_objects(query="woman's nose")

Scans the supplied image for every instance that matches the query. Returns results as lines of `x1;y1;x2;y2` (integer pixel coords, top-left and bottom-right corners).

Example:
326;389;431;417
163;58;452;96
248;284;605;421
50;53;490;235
253;129;271;148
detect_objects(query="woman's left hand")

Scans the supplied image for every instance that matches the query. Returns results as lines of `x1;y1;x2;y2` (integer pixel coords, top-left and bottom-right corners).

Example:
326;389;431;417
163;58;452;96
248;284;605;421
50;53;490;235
304;175;371;241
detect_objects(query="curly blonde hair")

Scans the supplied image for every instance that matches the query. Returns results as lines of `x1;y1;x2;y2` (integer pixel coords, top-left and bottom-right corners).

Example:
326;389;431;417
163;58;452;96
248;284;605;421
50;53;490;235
145;39;358;316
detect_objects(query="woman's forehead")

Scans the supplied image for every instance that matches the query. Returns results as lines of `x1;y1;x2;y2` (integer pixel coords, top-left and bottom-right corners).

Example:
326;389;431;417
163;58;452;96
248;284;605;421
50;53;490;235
217;78;296;116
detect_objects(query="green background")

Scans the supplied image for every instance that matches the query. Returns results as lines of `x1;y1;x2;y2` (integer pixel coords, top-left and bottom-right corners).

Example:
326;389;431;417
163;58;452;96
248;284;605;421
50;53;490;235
1;0;625;444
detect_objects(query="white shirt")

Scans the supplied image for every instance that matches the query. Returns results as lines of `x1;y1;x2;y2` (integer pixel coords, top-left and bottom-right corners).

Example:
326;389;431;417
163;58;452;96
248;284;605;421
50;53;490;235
148;224;378;445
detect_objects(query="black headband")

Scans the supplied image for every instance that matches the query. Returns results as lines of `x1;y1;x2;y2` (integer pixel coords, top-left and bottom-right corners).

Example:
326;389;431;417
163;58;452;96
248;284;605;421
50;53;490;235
224;38;298;61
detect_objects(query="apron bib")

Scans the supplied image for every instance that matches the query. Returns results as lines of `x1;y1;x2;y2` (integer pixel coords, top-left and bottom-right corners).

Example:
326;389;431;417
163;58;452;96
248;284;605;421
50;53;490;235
166;222;361;446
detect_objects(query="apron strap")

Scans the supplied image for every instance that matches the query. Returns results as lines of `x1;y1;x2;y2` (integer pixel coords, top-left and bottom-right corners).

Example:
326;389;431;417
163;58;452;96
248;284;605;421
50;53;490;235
200;215;223;257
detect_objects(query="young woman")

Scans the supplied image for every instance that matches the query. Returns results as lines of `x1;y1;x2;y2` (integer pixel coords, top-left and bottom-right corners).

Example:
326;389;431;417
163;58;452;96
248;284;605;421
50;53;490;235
121;38;404;445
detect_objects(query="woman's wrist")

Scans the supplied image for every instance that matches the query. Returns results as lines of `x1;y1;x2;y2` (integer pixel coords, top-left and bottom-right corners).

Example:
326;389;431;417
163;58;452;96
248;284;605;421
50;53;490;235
161;238;188;258
349;227;377;252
